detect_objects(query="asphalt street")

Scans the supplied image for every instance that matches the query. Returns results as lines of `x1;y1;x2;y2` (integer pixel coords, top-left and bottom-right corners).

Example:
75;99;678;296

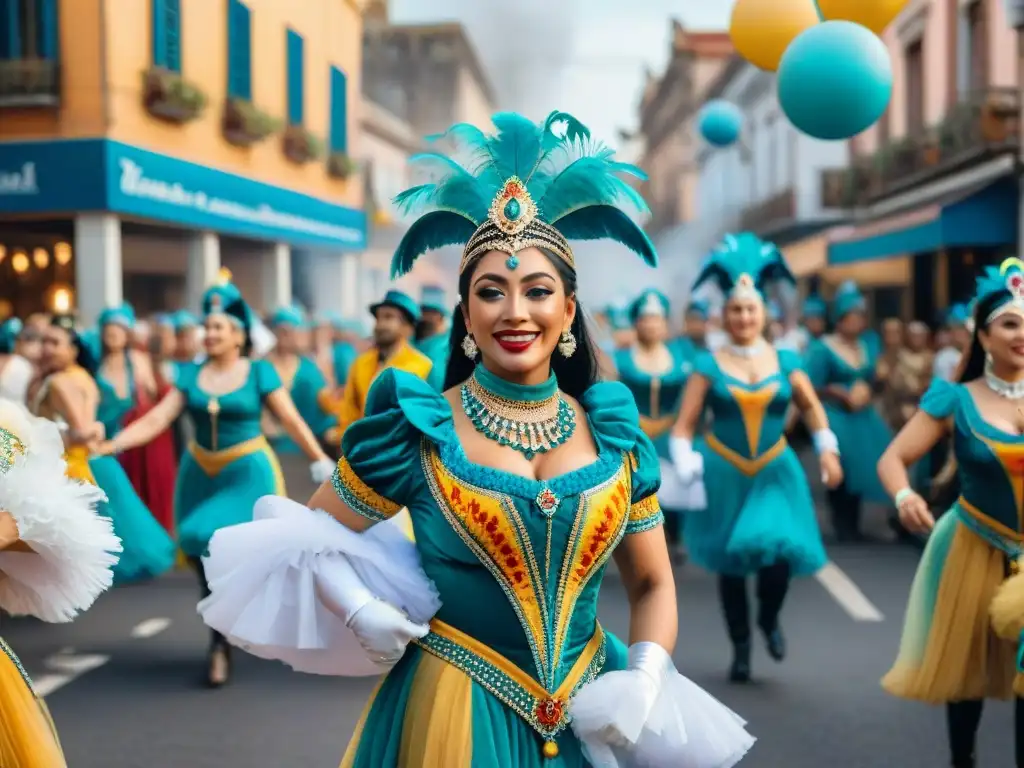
3;454;1017;768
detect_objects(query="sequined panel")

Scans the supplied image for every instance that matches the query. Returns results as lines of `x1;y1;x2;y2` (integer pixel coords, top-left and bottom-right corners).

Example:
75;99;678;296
551;458;630;676
422;444;550;682
0;426;25;475
0;637;33;689
626;494;664;534
332;455;402;522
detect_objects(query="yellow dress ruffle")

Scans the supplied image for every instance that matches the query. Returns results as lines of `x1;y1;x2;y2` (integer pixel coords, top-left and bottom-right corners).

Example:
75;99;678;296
63;445;96;485
0;639;66;768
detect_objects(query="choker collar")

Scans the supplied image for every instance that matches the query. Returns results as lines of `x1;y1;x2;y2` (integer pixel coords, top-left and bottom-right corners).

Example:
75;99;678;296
984;358;1024;399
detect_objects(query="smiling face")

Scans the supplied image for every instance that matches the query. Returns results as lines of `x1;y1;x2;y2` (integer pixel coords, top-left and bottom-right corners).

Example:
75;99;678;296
204;314;245;358
101;322;130;354
723;295;765;345
463;248;576;383
981;311;1024;374
41;325;75;372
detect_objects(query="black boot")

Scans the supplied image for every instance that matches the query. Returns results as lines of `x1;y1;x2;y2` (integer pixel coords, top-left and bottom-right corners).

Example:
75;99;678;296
756;562;791;663
719;575;752;683
947;700;983;768
729;641;751;683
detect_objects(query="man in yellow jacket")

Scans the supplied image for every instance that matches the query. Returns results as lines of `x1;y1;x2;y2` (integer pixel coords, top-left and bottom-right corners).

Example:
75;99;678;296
336;289;433;433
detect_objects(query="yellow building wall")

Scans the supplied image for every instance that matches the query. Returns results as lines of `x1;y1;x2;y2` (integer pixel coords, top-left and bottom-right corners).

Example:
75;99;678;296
104;0;363;208
0;0;106;140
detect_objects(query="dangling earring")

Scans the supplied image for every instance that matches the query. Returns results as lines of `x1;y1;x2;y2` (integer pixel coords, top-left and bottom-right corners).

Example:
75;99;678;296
558;330;577;358
461;334;479;359
985;349;994;367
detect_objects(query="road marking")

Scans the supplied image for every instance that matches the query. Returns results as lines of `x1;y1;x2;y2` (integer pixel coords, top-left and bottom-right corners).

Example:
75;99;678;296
131;617;171;639
32;652;109;698
815;561;884;622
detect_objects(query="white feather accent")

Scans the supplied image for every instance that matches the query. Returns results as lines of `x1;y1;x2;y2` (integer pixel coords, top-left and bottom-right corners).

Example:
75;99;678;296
0;400;122;623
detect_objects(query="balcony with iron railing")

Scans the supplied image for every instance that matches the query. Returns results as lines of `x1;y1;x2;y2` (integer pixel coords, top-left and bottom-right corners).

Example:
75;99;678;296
737;188;796;234
821;87;1019;209
0;58;59;107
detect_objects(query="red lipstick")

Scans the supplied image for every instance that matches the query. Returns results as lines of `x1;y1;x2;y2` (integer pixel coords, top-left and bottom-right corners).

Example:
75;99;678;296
493;330;539;354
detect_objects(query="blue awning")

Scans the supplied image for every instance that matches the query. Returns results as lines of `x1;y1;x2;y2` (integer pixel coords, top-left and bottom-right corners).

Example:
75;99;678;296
827;177;1018;265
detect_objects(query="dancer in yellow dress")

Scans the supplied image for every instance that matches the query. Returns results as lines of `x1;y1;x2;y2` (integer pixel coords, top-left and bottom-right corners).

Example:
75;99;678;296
0;398;122;768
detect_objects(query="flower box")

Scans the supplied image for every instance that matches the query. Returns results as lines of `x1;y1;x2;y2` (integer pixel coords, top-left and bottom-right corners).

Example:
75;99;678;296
282;124;325;164
327;151;357;180
142;67;206;124
222;98;281;147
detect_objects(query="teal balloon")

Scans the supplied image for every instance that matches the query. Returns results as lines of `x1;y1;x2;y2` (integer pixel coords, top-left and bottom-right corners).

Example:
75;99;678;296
777;21;892;141
698;100;743;147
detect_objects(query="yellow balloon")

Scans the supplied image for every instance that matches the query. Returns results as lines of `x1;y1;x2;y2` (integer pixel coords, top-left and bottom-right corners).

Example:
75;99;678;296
729;0;821;72
815;0;909;34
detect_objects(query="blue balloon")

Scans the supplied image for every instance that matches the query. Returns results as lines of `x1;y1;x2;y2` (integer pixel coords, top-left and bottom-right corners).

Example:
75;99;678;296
698;100;743;147
777;21;892;141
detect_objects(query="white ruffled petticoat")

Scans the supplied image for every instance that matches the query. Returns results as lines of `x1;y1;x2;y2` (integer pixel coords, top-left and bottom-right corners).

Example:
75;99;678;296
658;458;707;511
198;495;754;766
0;401;122;623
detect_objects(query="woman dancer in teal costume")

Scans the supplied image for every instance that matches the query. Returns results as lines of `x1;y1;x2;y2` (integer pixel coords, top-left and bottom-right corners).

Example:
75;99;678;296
263;305;337;454
197;112;755;767
613;289;694;559
804;282;892;541
29;316;174;584
879;259;1024;768
97;278;335;687
670;233;841;683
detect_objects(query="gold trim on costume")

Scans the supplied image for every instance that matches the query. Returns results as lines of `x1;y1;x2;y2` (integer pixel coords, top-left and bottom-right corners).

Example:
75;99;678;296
726;383;779;456
628;494;663;530
187;436;270;477
63;445;96;485
705;434;786;476
957;497;1024;543
332;455;403;522
974;432;1024;531
637;413;676;440
398;649;474;766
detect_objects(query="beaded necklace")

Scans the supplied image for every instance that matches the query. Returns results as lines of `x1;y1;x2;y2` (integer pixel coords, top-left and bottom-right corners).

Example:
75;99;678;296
461;365;576;459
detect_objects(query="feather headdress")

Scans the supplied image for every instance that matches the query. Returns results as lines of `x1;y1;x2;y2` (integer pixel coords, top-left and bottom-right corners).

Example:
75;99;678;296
691;232;794;301
391;111;657;278
974;257;1024;324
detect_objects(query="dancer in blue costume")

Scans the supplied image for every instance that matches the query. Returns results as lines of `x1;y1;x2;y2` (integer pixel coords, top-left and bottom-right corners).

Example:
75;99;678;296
263;305;337;454
29;315;174;585
415;285;451;392
670;233;841;683
879;258;1024;768
197;111;755;768
799;294;828;355
97;275;335;687
613;290;694;558
804;281;892;541
673;298;710;361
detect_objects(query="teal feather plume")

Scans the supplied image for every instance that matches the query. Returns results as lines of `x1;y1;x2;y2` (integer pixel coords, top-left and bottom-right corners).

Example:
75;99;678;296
489;112;546;182
692;232;794;295
390;211;478;279
556;206;657;267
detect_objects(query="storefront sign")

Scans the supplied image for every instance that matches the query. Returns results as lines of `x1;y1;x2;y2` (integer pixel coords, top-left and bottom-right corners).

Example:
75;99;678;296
0;139;367;249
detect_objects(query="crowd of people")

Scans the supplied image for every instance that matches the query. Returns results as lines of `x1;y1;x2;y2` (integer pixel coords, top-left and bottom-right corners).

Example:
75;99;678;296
0;109;1022;767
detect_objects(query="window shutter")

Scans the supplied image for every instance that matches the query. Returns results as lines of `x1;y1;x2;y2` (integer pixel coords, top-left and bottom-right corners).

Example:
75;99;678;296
286;29;303;125
36;0;57;60
164;0;180;73
1;0;21;59
330;66;348;152
227;0;251;100
152;0;166;67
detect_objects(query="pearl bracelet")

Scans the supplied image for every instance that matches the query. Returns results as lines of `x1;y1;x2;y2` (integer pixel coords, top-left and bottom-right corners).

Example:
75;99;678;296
894;488;915;507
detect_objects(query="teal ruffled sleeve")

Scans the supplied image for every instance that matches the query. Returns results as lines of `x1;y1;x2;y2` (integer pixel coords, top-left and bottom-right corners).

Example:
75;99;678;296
803;340;832;389
692;349;717;380
253;359;283;397
581;381;664;535
778;348;803;377
173;360;198;395
331;368;450;522
919;378;960;420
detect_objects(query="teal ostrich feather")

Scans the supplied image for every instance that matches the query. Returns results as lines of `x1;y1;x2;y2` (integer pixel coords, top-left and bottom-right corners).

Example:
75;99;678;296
390;211;478;279
692;232;794;295
391;110;658;276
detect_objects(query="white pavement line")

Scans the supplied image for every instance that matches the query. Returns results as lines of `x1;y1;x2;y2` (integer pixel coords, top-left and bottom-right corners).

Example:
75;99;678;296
32;652;110;698
131;617;172;639
815;561;885;622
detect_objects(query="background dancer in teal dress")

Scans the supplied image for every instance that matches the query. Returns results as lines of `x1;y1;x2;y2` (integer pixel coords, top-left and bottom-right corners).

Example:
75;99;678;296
415;284;451;392
197;111;754;768
263;305;337;454
97;277;335;687
30;315;174;585
673;298;710;361
879;259;1024;768
670;233;841;683
804;282;892;541
614;289;694;561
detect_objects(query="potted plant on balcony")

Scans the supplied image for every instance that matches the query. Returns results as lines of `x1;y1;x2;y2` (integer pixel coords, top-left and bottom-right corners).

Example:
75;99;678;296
920;129;941;166
327;151;358;181
222;98;281;147
282;125;325;164
980;90;1017;143
938;102;976;158
142;67;207;124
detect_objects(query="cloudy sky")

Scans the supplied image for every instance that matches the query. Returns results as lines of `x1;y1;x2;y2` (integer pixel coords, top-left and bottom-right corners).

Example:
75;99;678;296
390;0;735;144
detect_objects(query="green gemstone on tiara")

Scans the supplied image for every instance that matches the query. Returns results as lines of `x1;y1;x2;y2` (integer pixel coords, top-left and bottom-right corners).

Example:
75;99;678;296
504;198;522;220
506;254;520;270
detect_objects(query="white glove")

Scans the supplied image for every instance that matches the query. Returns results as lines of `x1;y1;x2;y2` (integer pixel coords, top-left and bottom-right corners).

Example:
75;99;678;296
571;642;673;762
669;436;704;485
812;428;839;456
310;457;336;485
315;553;429;666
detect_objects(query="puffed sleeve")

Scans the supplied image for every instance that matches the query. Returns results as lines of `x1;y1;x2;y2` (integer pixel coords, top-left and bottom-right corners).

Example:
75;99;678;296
173;359;197;394
778;348;804;377
692;349;717;380
803;339;832;389
627;429;664;535
332;368;450;522
253;358;283;397
919;378;960;420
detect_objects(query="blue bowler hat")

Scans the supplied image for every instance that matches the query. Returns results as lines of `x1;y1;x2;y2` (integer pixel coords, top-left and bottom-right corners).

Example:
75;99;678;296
420;285;448;315
685;298;710;320
802;295;827;318
173;310;199;331
268;305;306;328
370;289;420;325
97;303;136;329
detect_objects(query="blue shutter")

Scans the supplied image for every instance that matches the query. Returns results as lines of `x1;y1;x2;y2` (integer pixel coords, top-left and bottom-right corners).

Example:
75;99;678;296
152;0;166;67
329;66;348;152
286;29;303;125
227;0;251;100
0;0;21;59
164;0;180;72
36;0;57;59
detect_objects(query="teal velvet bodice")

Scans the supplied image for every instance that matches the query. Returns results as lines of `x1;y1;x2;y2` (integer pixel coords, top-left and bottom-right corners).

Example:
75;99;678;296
613;344;691;419
96;355;136;437
804;336;877;391
331;369;663;690
921;379;1023;533
175;359;282;450
415;331;449;392
694;349;801;459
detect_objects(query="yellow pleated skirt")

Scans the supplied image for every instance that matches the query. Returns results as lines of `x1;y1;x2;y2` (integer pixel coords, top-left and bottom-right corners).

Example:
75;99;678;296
0;639;66;768
882;511;1022;703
